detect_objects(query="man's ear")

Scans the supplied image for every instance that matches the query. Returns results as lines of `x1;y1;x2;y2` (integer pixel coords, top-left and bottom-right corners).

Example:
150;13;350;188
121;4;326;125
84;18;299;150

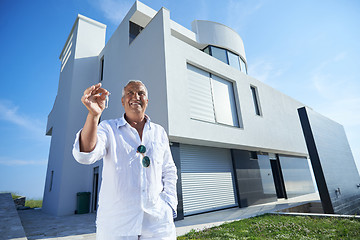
121;97;124;106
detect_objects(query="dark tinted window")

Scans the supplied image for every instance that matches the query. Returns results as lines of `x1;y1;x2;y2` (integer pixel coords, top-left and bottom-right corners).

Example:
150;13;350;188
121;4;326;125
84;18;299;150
100;57;104;81
210;46;228;64
129;21;144;44
228;51;241;71
251;86;261;116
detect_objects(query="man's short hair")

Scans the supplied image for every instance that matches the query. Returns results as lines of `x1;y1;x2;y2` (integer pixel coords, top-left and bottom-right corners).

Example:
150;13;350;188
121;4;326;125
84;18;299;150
122;80;148;98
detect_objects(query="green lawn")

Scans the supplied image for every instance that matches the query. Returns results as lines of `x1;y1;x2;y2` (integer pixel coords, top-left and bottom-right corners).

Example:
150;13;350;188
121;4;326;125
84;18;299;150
10;193;43;208
177;214;360;239
24;199;43;208
11;193;22;199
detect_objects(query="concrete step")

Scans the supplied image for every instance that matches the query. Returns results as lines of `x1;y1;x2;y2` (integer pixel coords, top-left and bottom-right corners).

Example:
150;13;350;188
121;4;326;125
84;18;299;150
0;193;28;239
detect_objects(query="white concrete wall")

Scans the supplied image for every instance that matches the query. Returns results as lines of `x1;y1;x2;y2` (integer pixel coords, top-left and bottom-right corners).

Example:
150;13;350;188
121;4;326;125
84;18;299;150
165;21;308;156
99;3;170;131
43;15;106;215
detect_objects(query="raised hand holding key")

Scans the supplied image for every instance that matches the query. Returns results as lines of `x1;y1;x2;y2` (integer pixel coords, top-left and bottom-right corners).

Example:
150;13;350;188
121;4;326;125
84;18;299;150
79;83;110;152
81;83;110;117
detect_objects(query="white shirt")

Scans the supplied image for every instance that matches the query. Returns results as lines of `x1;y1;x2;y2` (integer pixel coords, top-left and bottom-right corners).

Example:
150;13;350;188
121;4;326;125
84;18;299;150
72;115;178;237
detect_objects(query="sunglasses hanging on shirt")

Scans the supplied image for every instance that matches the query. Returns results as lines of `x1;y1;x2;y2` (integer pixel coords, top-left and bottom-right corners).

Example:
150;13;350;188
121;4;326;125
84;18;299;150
137;145;150;168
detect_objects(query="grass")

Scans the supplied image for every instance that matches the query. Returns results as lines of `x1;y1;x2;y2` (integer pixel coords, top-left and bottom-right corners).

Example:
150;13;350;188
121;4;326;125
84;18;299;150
10;192;43;208
11;193;22;200
24;199;43;208
177;214;360;239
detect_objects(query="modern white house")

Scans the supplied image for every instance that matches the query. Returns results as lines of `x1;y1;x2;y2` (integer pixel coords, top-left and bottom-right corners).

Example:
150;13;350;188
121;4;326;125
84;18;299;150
43;1;360;218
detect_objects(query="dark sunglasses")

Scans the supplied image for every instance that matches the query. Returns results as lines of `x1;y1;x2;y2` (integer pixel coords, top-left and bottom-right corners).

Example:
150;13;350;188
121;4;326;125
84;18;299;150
137;145;150;168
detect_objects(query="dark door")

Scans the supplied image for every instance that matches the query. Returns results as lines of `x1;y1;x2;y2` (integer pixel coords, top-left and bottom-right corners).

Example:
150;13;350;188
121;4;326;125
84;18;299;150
92;167;99;212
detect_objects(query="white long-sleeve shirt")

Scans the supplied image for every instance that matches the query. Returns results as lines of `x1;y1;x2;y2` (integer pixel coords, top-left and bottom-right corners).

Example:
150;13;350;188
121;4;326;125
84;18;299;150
72;115;178;237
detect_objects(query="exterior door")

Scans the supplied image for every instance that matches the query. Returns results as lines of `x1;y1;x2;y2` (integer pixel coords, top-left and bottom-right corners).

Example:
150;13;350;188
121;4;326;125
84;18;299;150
92;166;99;212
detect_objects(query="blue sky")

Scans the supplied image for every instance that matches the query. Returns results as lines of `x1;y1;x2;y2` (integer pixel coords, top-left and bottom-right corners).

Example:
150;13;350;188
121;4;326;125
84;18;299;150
0;0;359;199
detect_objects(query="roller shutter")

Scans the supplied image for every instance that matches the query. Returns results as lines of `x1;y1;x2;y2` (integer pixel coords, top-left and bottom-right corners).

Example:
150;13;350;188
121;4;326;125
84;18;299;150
180;144;237;216
187;64;215;123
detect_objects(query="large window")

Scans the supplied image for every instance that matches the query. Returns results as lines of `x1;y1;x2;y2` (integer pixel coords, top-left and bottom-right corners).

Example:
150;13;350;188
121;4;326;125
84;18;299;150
187;64;240;127
212;75;239;126
203;45;247;74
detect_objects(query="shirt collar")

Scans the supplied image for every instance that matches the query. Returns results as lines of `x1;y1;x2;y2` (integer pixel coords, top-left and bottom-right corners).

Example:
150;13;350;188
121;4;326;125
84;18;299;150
116;114;151;129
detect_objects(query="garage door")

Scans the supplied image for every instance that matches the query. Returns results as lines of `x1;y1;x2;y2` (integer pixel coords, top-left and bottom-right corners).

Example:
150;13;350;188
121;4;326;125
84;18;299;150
180;144;238;216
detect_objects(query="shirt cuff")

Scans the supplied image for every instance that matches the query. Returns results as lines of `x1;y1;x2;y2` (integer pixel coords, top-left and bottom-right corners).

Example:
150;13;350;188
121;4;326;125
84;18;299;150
72;129;102;165
160;191;177;219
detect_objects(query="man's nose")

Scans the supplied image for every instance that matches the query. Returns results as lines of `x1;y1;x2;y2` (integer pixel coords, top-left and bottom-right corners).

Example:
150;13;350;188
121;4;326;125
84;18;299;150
132;92;140;99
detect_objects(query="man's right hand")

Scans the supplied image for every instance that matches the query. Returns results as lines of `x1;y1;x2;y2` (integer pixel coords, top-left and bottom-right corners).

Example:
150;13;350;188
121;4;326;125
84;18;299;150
79;83;109;152
81;83;110;117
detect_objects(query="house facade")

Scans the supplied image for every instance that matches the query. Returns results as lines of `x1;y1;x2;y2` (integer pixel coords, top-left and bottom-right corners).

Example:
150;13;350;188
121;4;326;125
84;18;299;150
43;1;320;218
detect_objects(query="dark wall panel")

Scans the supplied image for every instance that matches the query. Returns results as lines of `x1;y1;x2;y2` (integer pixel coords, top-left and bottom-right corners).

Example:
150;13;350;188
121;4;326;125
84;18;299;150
278;155;315;198
232;150;277;207
298;107;360;214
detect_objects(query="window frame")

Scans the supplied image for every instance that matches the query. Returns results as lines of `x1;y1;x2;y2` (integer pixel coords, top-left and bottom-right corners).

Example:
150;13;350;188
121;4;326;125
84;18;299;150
187;63;242;128
210;73;240;127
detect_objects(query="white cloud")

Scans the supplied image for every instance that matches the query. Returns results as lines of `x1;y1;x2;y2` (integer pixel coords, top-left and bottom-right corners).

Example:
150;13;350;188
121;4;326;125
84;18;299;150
312;51;347;73
0;157;47;166
315;97;360;127
0;99;46;138
247;58;284;83
310;51;360;125
91;0;133;25
311;52;350;98
225;0;265;31
197;0;209;20
0;100;49;167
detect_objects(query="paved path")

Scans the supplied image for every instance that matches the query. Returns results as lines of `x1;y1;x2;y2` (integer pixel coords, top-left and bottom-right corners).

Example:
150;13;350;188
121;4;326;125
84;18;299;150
175;192;320;236
18;209;96;240
12;193;320;239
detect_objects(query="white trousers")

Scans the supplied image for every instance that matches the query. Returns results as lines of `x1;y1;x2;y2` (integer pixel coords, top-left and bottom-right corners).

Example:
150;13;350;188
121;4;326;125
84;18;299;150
96;210;176;240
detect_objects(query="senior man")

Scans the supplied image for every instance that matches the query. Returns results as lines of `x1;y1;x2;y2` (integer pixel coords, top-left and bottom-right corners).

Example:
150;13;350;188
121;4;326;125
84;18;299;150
72;80;178;240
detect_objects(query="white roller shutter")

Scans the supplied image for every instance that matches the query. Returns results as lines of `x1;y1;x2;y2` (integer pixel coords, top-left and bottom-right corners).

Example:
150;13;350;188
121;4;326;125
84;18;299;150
187;64;215;123
180;144;237;216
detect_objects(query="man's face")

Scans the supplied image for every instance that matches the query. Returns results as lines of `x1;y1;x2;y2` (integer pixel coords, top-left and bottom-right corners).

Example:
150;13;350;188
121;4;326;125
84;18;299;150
121;82;148;116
